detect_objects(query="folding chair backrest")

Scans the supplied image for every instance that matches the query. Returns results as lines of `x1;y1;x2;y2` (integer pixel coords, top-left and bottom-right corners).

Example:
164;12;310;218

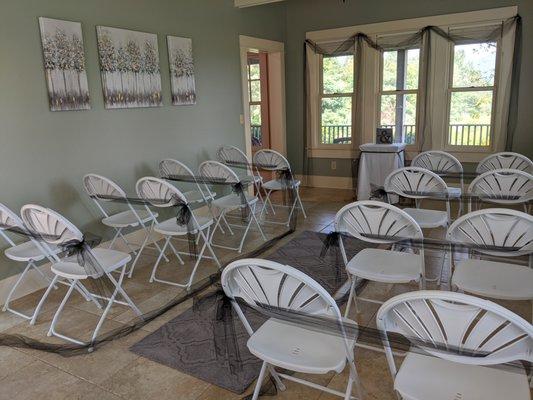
253;149;291;172
467;169;533;205
447;208;533;258
217;145;249;167
83;174;127;201
159;158;195;178
21;204;82;245
0;203;25;246
136;177;188;208
411;151;463;173
377;290;533;366
335;200;423;245
384;167;448;199
198;160;240;184
477;152;533;174
222;258;348;334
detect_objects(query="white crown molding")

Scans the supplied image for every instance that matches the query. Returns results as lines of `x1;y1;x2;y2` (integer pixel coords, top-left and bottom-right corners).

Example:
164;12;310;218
235;0;285;8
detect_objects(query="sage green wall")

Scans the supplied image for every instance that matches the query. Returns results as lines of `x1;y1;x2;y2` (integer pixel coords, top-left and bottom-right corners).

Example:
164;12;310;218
285;0;533;176
0;0;286;279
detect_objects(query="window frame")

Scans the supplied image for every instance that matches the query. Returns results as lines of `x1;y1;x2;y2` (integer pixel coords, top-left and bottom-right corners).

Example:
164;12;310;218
444;39;501;152
318;53;356;147
377;47;421;149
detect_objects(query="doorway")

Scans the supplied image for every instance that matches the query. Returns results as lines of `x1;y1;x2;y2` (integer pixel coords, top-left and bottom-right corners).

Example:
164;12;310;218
239;36;286;163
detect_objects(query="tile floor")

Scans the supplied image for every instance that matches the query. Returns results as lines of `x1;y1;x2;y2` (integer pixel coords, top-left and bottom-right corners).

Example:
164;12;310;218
0;187;530;400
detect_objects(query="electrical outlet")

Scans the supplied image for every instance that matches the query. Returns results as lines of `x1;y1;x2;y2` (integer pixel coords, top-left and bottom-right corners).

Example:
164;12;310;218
239;114;244;124
331;161;337;170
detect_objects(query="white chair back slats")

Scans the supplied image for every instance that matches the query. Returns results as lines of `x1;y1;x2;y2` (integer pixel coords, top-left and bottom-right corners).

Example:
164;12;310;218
253;149;291;172
222;259;334;316
198;160;240;184
335;200;423;245
377;291;533;366
468;169;533;205
217;146;249;168
159;158;195;178
136;177;188;208
0;204;25;246
447;208;533;258
384;167;448;199
412;151;463;173
20;204;82;245
83;174;126;200
476;152;533;174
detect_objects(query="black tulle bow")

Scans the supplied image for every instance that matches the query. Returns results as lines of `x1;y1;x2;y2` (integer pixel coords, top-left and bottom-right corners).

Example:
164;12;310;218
320;231;340;258
193;287;243;374
319;231;344;287
231;181;250;221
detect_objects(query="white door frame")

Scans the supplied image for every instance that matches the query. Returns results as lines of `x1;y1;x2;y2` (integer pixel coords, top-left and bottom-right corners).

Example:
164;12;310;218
239;35;286;161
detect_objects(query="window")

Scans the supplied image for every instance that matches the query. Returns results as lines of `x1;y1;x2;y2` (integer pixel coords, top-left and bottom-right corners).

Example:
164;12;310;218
378;48;420;145
247;55;262;146
447;42;497;147
320;54;354;144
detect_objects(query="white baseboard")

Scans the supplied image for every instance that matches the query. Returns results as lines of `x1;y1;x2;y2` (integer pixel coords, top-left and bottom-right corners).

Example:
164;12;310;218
0;228;161;307
298;174;354;189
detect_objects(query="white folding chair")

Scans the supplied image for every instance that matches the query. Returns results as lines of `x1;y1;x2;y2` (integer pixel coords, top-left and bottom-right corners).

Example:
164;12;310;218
411;150;463;216
216;145;271;213
447;208;533;321
0;203;61;324
21;204;141;346
335;201;425;317
83;174;167;277
136;177;220;290
377;290;533;400
253;149;307;227
222;258;363;400
198;161;266;253
467;168;533;212
477;151;533;174
384;167;451;229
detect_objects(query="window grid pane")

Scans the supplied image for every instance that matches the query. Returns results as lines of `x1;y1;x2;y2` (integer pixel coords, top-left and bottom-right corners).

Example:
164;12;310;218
321;96;352;144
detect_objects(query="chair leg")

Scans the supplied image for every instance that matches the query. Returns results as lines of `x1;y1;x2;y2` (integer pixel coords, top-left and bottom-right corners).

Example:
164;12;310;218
268;366;286;391
30;274;60;325
107;268;142;317
252;361;269;400
3;262;33;313
296;188;307;219
237;213;254;253
344;376;354;400
128;222;153;278
344;278;358;318
202;229;221;269
250;203;267;241
108;228;121;250
118;230;137;255
48;279;78;338
167;241;185;265
149;237;171;283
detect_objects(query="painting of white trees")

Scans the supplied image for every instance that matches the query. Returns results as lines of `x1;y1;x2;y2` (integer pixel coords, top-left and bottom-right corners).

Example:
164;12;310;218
167;36;196;105
39;18;90;111
96;26;162;109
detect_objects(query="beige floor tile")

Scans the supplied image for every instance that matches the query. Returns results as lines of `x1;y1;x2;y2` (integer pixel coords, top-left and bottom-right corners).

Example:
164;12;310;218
0;346;36;381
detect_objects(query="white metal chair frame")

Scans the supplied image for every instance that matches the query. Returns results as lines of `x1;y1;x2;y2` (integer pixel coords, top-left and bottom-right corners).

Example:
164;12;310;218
83;174;168;278
198;161;266;253
21;204;141;346
222;258;363;400
253;149;307;227
376;290;533;399
136;177;221;290
159;158;230;237
384;167;451;229
0;203;62;324
476;152;533;174
467;168;533;213
216;145;273;214
446;208;533;320
335;201;426;318
411;150;464;216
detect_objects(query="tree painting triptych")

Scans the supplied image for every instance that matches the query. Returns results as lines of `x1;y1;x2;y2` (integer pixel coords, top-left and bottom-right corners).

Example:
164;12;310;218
38;17;197;111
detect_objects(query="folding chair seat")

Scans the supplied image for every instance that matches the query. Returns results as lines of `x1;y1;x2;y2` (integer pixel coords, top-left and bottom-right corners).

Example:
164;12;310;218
377;291;533;400
447;208;533;320
222;258;363;400
335;201;425;317
21;204;141;346
253;149;306;227
384;167;451;229
198;161;266;253
136;177;220;289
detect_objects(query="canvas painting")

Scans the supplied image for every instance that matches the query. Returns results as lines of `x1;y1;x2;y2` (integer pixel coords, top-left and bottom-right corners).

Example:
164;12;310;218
167;36;196;105
39;17;90;111
96;26;162;109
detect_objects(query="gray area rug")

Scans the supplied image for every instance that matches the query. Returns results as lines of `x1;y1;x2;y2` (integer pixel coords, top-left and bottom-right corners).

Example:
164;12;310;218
130;230;370;394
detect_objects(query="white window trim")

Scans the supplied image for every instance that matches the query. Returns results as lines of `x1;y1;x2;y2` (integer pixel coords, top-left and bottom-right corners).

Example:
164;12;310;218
306;6;517;162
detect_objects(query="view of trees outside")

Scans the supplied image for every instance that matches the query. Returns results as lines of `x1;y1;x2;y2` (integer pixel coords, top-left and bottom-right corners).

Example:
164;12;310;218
319;41;497;147
248;58;263;146
449;42;496;146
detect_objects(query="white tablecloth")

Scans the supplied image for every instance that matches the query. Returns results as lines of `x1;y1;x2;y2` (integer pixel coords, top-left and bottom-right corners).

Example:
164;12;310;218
357;143;406;201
